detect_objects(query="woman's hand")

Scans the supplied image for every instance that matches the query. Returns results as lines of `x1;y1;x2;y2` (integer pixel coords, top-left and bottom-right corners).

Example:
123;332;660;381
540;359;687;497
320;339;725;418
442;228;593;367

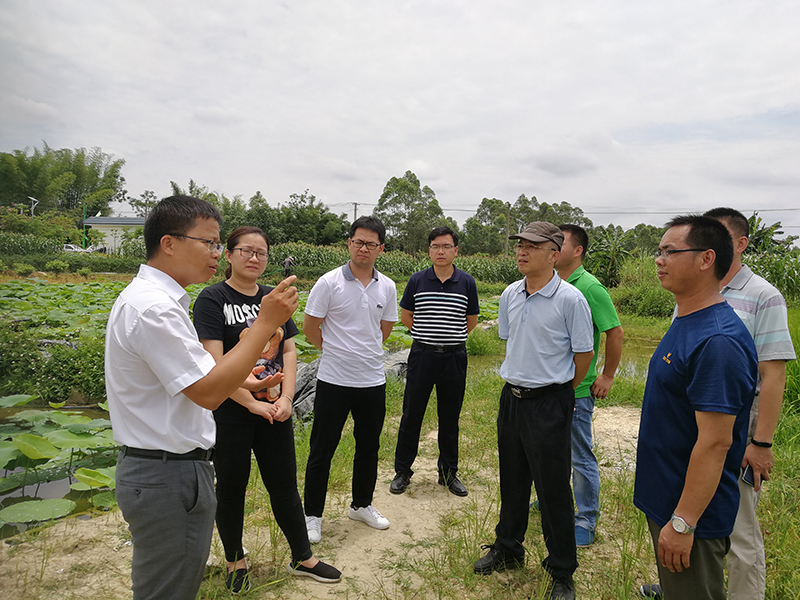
241;367;284;392
271;395;293;422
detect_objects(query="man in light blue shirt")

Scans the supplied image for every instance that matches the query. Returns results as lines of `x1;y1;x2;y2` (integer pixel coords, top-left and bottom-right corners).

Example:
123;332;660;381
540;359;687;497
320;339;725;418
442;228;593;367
474;222;593;600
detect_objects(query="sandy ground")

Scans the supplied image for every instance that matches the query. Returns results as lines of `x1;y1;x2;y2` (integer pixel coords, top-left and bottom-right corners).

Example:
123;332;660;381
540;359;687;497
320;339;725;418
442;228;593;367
0;406;641;600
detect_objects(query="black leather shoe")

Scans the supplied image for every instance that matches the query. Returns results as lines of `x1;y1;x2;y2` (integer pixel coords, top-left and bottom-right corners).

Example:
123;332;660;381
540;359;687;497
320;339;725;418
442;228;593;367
474;544;523;575
390;472;411;494
438;473;468;497
550;575;575;600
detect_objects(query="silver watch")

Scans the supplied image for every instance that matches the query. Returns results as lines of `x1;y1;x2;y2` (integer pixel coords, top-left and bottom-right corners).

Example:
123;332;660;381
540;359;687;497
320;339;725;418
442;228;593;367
670;514;696;534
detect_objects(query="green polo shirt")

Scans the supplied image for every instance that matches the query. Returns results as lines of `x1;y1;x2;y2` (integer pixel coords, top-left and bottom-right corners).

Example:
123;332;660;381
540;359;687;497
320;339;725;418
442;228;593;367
566;266;621;399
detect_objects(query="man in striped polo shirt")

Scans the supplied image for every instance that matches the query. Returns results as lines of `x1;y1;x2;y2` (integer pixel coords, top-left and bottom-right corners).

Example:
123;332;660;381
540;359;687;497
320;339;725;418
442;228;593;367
390;226;479;497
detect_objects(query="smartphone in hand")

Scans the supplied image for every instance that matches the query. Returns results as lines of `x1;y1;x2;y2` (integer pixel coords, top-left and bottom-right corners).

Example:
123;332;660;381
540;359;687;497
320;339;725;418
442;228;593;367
741;464;755;488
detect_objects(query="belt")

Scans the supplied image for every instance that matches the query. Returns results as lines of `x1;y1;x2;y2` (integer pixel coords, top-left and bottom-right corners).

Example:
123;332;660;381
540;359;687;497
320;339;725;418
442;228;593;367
414;341;466;353
120;445;214;461
508;382;571;399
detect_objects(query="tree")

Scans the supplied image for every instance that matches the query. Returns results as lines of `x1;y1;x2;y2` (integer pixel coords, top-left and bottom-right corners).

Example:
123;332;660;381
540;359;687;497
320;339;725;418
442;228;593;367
585;225;632;287
0;143;126;217
127;190;158;218
374;171;453;253
460;198;508;255
747;212;798;254
245;190;349;246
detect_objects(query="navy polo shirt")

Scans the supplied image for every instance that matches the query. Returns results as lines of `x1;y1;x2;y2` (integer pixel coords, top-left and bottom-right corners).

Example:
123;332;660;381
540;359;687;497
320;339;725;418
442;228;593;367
400;266;479;345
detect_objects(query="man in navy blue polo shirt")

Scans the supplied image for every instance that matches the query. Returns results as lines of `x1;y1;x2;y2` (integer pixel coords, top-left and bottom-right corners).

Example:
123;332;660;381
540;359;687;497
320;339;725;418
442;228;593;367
390;226;479;497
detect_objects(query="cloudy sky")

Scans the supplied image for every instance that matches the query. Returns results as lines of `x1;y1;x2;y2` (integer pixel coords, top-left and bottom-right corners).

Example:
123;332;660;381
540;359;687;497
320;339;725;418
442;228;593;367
1;0;799;233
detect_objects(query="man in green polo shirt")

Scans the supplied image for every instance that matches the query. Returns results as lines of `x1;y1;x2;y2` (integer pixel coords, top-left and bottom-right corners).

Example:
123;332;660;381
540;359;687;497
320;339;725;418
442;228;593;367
555;224;624;547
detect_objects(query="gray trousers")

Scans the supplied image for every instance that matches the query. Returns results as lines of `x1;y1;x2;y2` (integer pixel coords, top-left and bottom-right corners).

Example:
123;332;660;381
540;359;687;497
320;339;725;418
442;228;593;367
116;452;217;600
647;517;730;600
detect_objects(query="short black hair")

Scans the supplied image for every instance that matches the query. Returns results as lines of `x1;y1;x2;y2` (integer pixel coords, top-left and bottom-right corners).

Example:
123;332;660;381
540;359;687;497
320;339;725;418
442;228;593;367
558;224;588;259
428;226;458;247
665;215;733;280
703;207;750;239
144;195;223;260
349;215;386;245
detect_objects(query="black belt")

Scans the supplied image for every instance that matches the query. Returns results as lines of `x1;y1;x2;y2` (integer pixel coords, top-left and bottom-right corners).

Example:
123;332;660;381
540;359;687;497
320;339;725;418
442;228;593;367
414;341;466;353
508;382;572;399
120;445;214;461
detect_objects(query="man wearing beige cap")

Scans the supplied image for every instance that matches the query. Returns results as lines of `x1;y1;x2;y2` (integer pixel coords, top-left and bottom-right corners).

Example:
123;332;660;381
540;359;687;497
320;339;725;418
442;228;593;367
474;222;594;600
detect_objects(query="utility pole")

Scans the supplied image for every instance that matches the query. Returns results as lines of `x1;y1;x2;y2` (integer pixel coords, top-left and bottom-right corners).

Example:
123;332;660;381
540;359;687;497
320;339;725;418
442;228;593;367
504;202;511;256
352;202;360;221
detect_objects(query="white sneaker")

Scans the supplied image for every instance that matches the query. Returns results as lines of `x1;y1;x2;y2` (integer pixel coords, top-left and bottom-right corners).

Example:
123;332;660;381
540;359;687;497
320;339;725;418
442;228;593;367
305;515;322;543
349;505;390;530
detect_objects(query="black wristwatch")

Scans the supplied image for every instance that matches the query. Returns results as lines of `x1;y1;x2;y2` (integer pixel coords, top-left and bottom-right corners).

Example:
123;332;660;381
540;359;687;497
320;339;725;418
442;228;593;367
751;439;773;448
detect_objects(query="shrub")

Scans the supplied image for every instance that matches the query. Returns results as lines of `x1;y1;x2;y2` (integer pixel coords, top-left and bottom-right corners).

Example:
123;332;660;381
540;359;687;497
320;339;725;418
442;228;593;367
36;337;107;404
466;325;506;356
13;262;36;276
0;325;43;395
77;267;92;277
0;232;61;255
609;255;674;318
45;259;70;273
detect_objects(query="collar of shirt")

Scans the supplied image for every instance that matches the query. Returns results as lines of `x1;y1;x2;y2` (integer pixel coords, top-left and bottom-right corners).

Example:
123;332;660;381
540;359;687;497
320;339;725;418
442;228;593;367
424;265;460;282
514;270;561;299
342;261;378;282
722;263;754;293
566;265;587;285
137;264;191;313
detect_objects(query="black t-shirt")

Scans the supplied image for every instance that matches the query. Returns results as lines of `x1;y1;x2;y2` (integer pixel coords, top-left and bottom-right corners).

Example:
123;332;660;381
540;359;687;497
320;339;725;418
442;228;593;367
193;281;299;422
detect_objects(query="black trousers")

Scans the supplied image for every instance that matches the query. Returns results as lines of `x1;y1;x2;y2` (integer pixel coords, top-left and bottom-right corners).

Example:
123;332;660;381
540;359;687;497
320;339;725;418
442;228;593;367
214;417;312;564
495;382;578;579
394;342;467;476
303;380;386;516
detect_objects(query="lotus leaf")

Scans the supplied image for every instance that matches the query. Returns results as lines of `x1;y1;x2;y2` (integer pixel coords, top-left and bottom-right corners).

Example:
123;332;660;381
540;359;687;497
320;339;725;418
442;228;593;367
91;491;117;509
0;499;77;524
49;412;91;426
13;433;60;459
45;430;110;450
73;467;114;489
0;394;37;408
12;410;49;422
48;401;67;409
0;441;21;470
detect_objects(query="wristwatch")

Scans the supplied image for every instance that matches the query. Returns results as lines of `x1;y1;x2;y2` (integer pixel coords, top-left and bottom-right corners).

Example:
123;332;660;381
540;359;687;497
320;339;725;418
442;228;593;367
670;514;696;535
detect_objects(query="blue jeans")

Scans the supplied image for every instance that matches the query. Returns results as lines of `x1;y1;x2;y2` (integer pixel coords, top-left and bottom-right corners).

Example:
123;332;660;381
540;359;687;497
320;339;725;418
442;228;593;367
571;395;600;532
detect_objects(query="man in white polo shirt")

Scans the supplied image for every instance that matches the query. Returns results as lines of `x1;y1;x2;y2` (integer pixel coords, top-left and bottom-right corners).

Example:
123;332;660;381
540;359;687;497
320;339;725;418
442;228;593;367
106;195;298;600
302;215;398;544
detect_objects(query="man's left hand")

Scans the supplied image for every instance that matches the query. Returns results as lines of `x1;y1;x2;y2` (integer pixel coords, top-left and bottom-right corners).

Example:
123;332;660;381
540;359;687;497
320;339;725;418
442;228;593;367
658;525;694;573
743;444;773;492
590;374;614;399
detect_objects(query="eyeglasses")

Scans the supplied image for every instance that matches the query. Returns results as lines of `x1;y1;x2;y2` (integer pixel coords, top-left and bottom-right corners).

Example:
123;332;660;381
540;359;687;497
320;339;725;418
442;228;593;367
233;248;268;261
429;244;455;251
350;239;382;250
516;243;556;252
168;233;224;254
653;248;708;259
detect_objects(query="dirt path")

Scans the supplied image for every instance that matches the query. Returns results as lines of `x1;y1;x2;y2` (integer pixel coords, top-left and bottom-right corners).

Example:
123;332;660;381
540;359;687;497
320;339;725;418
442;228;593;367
0;406;642;600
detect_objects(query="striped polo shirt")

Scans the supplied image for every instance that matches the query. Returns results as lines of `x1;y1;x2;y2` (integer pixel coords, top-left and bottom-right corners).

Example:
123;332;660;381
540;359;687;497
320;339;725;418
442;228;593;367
400;266;479;345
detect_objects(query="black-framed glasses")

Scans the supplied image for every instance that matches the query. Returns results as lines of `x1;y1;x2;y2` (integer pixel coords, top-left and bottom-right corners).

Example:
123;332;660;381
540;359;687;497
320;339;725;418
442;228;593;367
168;233;224;254
350;239;382;250
429;244;455;251
233;247;268;261
653;248;708;259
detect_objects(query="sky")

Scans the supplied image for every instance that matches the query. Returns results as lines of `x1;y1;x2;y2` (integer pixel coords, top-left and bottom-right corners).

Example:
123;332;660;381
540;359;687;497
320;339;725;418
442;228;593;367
1;0;799;235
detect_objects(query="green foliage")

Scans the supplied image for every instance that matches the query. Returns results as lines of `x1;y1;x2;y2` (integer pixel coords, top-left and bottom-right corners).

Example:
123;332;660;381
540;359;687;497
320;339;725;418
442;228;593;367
466;325;506;356
0;498;77;526
374;171;456;253
783;308;800;413
36;338;107;403
609;255;674;318
461;194;591;255
4;251;142;274
745;253;800;304
0;232;61;255
12;262;36;276
584;225;633;287
0;327;43;396
76;267;92;277
0;143;125;215
44;260;69;273
747;212;799;254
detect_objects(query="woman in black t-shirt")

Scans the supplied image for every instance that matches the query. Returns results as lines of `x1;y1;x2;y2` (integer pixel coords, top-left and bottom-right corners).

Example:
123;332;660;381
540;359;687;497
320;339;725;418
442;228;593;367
194;227;341;592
